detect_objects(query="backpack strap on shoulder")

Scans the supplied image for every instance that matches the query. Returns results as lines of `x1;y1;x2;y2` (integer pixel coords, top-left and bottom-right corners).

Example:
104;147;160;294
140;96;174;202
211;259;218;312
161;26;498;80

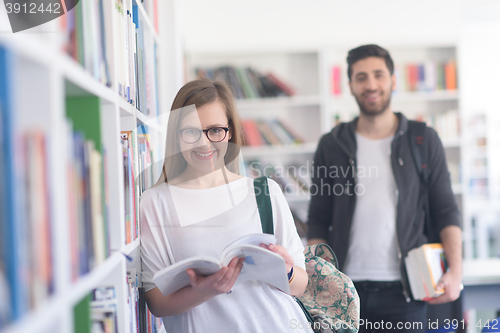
253;176;274;234
407;120;439;242
408;120;429;186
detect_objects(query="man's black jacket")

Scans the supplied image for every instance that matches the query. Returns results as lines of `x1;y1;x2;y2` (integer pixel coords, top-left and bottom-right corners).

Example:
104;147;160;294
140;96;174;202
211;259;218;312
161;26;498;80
307;112;461;300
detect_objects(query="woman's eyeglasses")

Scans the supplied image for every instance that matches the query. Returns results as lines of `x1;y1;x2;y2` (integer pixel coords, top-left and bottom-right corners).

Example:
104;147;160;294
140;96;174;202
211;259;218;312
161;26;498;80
178;126;230;144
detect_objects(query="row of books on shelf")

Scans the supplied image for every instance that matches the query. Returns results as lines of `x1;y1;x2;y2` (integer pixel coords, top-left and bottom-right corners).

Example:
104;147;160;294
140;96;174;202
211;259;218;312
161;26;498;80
121;131;140;245
196;66;296;99
330;60;457;96
0;130;54;328
61;0;159;115
127;270;163;333
121;126;156;244
394;60;457;92
65;97;113;283
74;277;163;333
241;118;304;146
66;126;110;280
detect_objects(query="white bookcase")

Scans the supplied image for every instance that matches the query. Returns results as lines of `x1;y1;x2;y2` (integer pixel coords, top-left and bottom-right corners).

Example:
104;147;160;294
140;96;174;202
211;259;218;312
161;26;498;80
0;0;182;332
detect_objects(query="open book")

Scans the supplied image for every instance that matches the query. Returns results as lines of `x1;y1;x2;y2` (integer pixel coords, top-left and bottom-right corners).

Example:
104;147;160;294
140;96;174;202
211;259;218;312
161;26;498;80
153;233;290;296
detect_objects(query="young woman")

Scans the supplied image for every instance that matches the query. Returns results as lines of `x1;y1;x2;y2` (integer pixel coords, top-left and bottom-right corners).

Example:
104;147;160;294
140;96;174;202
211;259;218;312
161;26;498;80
140;79;312;332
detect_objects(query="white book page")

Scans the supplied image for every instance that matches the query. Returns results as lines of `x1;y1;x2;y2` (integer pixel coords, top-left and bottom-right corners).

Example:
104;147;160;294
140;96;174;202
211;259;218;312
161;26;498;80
405;252;423;300
223;233;276;251
416;249;434;298
153;257;221;296
222;245;289;294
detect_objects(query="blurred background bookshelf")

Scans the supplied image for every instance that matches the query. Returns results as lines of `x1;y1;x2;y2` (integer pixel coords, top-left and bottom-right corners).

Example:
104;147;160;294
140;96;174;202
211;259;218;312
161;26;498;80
183;2;500;329
0;0;182;332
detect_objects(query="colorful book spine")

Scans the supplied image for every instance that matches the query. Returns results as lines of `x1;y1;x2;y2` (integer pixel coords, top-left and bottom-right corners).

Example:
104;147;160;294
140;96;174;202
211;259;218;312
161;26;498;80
197;66;295;99
0;47;29;322
397;59;457;92
241;119;304;146
121;131;140;243
62;0;111;87
331;65;341;96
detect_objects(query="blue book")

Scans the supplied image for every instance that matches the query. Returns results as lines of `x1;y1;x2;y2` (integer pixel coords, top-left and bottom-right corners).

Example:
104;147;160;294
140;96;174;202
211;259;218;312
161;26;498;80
0;47;29;321
418;64;426;91
72;131;90;275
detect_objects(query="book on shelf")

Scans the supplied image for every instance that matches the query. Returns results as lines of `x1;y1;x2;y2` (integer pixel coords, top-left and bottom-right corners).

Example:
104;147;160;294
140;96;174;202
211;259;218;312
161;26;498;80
0;131;55;323
66;96;111;276
405;243;463;301
394;59;457;93
127;270;139;333
196;65;295;99
241;118;304;147
153;233;290;296
61;0;112;88
331;65;341;96
0;49;57;324
137;125;155;194
127;269;163;333
60;0;159;114
121;131;139;244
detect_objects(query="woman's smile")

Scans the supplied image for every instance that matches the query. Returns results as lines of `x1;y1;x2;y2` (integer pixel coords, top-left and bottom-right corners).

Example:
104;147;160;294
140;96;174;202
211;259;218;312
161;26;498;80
193;150;216;160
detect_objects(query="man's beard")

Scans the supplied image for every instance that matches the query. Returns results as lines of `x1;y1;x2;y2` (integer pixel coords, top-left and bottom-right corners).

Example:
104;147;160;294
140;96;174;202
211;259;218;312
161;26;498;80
354;92;392;117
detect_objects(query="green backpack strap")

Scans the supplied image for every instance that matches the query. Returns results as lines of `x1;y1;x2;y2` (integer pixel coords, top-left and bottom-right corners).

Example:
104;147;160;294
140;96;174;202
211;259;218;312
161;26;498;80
253;176;319;331
253;176;274;234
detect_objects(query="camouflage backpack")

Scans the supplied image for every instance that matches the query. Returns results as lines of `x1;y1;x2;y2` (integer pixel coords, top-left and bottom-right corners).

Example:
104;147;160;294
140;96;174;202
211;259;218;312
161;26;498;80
254;177;360;333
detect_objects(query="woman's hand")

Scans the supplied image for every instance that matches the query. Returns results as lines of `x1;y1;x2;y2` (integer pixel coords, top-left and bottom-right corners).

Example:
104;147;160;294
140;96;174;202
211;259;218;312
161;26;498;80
186;257;245;298
259;243;294;274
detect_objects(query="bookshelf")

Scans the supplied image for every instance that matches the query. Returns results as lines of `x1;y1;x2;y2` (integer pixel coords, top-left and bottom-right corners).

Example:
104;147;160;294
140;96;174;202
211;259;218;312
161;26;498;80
458;6;500;265
0;0;181;332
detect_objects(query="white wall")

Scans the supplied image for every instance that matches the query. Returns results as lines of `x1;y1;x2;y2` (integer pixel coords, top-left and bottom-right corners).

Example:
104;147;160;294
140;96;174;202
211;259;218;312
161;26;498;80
178;0;472;53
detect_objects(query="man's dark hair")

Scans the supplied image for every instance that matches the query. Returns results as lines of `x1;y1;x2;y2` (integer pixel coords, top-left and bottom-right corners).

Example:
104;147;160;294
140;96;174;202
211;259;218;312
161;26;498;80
347;44;394;81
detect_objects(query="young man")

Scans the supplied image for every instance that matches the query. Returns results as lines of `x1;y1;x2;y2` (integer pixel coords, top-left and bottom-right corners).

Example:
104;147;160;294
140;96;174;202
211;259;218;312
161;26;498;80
307;45;462;332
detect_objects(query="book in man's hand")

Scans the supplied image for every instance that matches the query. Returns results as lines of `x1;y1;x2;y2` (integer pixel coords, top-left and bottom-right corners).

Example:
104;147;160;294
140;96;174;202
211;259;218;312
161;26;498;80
405;243;448;300
153;233;290;296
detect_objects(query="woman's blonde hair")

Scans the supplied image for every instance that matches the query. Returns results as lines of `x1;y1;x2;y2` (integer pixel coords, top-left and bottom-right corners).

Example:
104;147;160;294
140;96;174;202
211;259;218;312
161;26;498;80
158;79;244;183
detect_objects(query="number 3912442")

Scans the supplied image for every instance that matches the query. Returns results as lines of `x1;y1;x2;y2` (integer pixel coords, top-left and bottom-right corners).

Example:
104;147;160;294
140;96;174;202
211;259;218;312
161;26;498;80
5;2;61;14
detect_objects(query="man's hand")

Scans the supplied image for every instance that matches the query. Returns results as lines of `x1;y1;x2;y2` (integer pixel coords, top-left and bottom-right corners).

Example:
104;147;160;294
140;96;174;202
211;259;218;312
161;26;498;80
426;270;462;304
186;257;244;298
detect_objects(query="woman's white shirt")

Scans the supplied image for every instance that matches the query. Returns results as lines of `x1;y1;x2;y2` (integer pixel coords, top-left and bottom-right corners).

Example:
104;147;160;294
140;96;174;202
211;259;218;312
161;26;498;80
140;177;312;333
